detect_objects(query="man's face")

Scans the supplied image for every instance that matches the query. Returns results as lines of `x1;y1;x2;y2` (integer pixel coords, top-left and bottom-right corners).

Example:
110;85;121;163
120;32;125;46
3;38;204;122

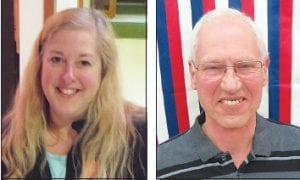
189;16;269;129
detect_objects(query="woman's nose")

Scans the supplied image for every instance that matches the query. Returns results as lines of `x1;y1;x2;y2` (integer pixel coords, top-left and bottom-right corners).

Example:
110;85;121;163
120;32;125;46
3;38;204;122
61;64;76;83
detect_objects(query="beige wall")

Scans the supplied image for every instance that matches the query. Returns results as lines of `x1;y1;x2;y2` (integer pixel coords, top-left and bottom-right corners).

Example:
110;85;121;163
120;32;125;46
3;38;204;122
116;39;146;106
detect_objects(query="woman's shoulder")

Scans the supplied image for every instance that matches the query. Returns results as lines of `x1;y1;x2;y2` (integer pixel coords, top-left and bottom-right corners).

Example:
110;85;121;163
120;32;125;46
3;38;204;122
129;105;147;139
125;101;146;117
124;101;147;131
2;161;7;178
126;103;147;179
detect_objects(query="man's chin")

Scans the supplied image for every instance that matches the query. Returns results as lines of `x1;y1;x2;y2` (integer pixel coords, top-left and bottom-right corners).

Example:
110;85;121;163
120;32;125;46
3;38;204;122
216;115;252;129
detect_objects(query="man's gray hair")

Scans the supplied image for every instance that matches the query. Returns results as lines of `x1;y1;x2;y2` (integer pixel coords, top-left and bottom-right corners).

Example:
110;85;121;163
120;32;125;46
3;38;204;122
190;8;268;62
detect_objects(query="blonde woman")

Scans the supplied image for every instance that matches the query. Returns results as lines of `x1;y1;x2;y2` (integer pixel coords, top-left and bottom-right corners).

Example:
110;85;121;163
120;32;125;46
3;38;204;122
2;8;146;179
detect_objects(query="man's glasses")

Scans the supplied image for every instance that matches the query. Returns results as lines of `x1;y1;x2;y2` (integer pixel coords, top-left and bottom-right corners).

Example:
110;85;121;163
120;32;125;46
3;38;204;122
193;60;264;79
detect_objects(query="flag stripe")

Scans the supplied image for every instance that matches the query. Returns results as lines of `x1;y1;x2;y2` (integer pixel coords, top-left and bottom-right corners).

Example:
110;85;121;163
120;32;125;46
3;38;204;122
191;0;203;27
157;0;179;137
254;0;269;118
279;0;292;124
291;0;300;126
177;0;199;128
215;0;229;9
242;0;255;19
165;0;190;133
267;0;280;121
229;0;241;10
157;49;170;143
203;0;216;14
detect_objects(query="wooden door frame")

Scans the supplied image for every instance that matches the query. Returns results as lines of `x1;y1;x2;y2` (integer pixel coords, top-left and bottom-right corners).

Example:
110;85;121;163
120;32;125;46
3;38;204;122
44;0;55;21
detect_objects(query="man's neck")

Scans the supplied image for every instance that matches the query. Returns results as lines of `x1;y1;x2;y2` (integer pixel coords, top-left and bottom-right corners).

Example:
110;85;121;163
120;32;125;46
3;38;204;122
202;116;256;168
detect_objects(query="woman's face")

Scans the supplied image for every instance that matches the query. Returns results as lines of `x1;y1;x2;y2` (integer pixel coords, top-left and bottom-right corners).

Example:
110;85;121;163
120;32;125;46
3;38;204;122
41;29;101;123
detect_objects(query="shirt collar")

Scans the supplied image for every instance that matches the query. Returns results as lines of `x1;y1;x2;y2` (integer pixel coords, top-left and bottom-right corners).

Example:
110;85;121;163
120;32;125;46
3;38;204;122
252;114;273;156
189;113;222;162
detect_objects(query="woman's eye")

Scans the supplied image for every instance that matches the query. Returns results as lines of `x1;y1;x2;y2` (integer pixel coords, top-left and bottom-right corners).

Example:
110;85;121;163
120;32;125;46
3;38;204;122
80;60;91;66
50;56;63;64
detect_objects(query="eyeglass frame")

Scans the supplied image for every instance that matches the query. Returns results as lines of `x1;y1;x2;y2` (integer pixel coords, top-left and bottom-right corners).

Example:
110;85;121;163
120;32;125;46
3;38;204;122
191;60;265;78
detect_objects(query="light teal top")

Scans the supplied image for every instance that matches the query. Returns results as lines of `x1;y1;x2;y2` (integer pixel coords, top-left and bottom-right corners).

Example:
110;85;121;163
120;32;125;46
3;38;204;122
46;152;67;178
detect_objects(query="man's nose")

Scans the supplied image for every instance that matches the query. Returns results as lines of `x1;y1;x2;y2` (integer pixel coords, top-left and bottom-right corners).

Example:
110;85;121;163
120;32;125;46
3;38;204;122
220;68;242;93
61;64;76;83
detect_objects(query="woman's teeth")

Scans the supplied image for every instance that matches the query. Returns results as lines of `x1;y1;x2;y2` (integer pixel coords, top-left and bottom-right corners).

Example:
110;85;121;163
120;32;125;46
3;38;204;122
61;89;77;95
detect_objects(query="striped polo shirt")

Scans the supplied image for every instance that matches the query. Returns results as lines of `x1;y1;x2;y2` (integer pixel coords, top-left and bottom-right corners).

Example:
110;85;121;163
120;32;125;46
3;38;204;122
157;113;300;179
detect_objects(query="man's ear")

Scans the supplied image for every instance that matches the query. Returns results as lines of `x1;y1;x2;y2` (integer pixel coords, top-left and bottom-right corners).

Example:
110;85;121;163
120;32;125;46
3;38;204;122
188;60;198;90
262;56;270;86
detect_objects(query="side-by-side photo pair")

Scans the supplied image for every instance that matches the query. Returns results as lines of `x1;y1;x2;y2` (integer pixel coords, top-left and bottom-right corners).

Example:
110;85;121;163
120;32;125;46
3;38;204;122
2;0;300;179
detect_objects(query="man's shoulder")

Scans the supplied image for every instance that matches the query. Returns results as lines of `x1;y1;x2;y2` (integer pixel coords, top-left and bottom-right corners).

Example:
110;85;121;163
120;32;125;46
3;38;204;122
258;116;300;149
158;129;189;153
158;130;188;152
157;127;200;171
262;117;300;135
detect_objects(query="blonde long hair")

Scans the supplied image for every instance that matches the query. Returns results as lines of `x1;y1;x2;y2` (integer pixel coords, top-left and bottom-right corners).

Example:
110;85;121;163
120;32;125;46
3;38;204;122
2;8;144;178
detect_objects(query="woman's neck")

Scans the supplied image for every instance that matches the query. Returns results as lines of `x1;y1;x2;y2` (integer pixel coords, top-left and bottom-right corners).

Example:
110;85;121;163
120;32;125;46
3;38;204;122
45;120;78;155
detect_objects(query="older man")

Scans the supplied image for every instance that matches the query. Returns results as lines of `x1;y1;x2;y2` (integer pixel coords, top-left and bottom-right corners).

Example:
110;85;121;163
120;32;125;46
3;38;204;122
157;8;300;179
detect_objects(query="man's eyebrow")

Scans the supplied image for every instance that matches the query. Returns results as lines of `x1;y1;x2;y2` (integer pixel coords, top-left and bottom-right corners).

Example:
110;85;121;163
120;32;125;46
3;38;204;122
200;59;223;63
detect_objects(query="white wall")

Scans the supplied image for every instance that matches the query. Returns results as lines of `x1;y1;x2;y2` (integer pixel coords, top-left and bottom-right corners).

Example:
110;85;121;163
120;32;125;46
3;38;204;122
56;0;77;12
19;0;43;78
19;0;80;77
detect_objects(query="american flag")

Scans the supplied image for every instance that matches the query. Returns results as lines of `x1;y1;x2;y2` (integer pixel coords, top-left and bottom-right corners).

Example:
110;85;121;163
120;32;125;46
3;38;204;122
157;0;300;143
